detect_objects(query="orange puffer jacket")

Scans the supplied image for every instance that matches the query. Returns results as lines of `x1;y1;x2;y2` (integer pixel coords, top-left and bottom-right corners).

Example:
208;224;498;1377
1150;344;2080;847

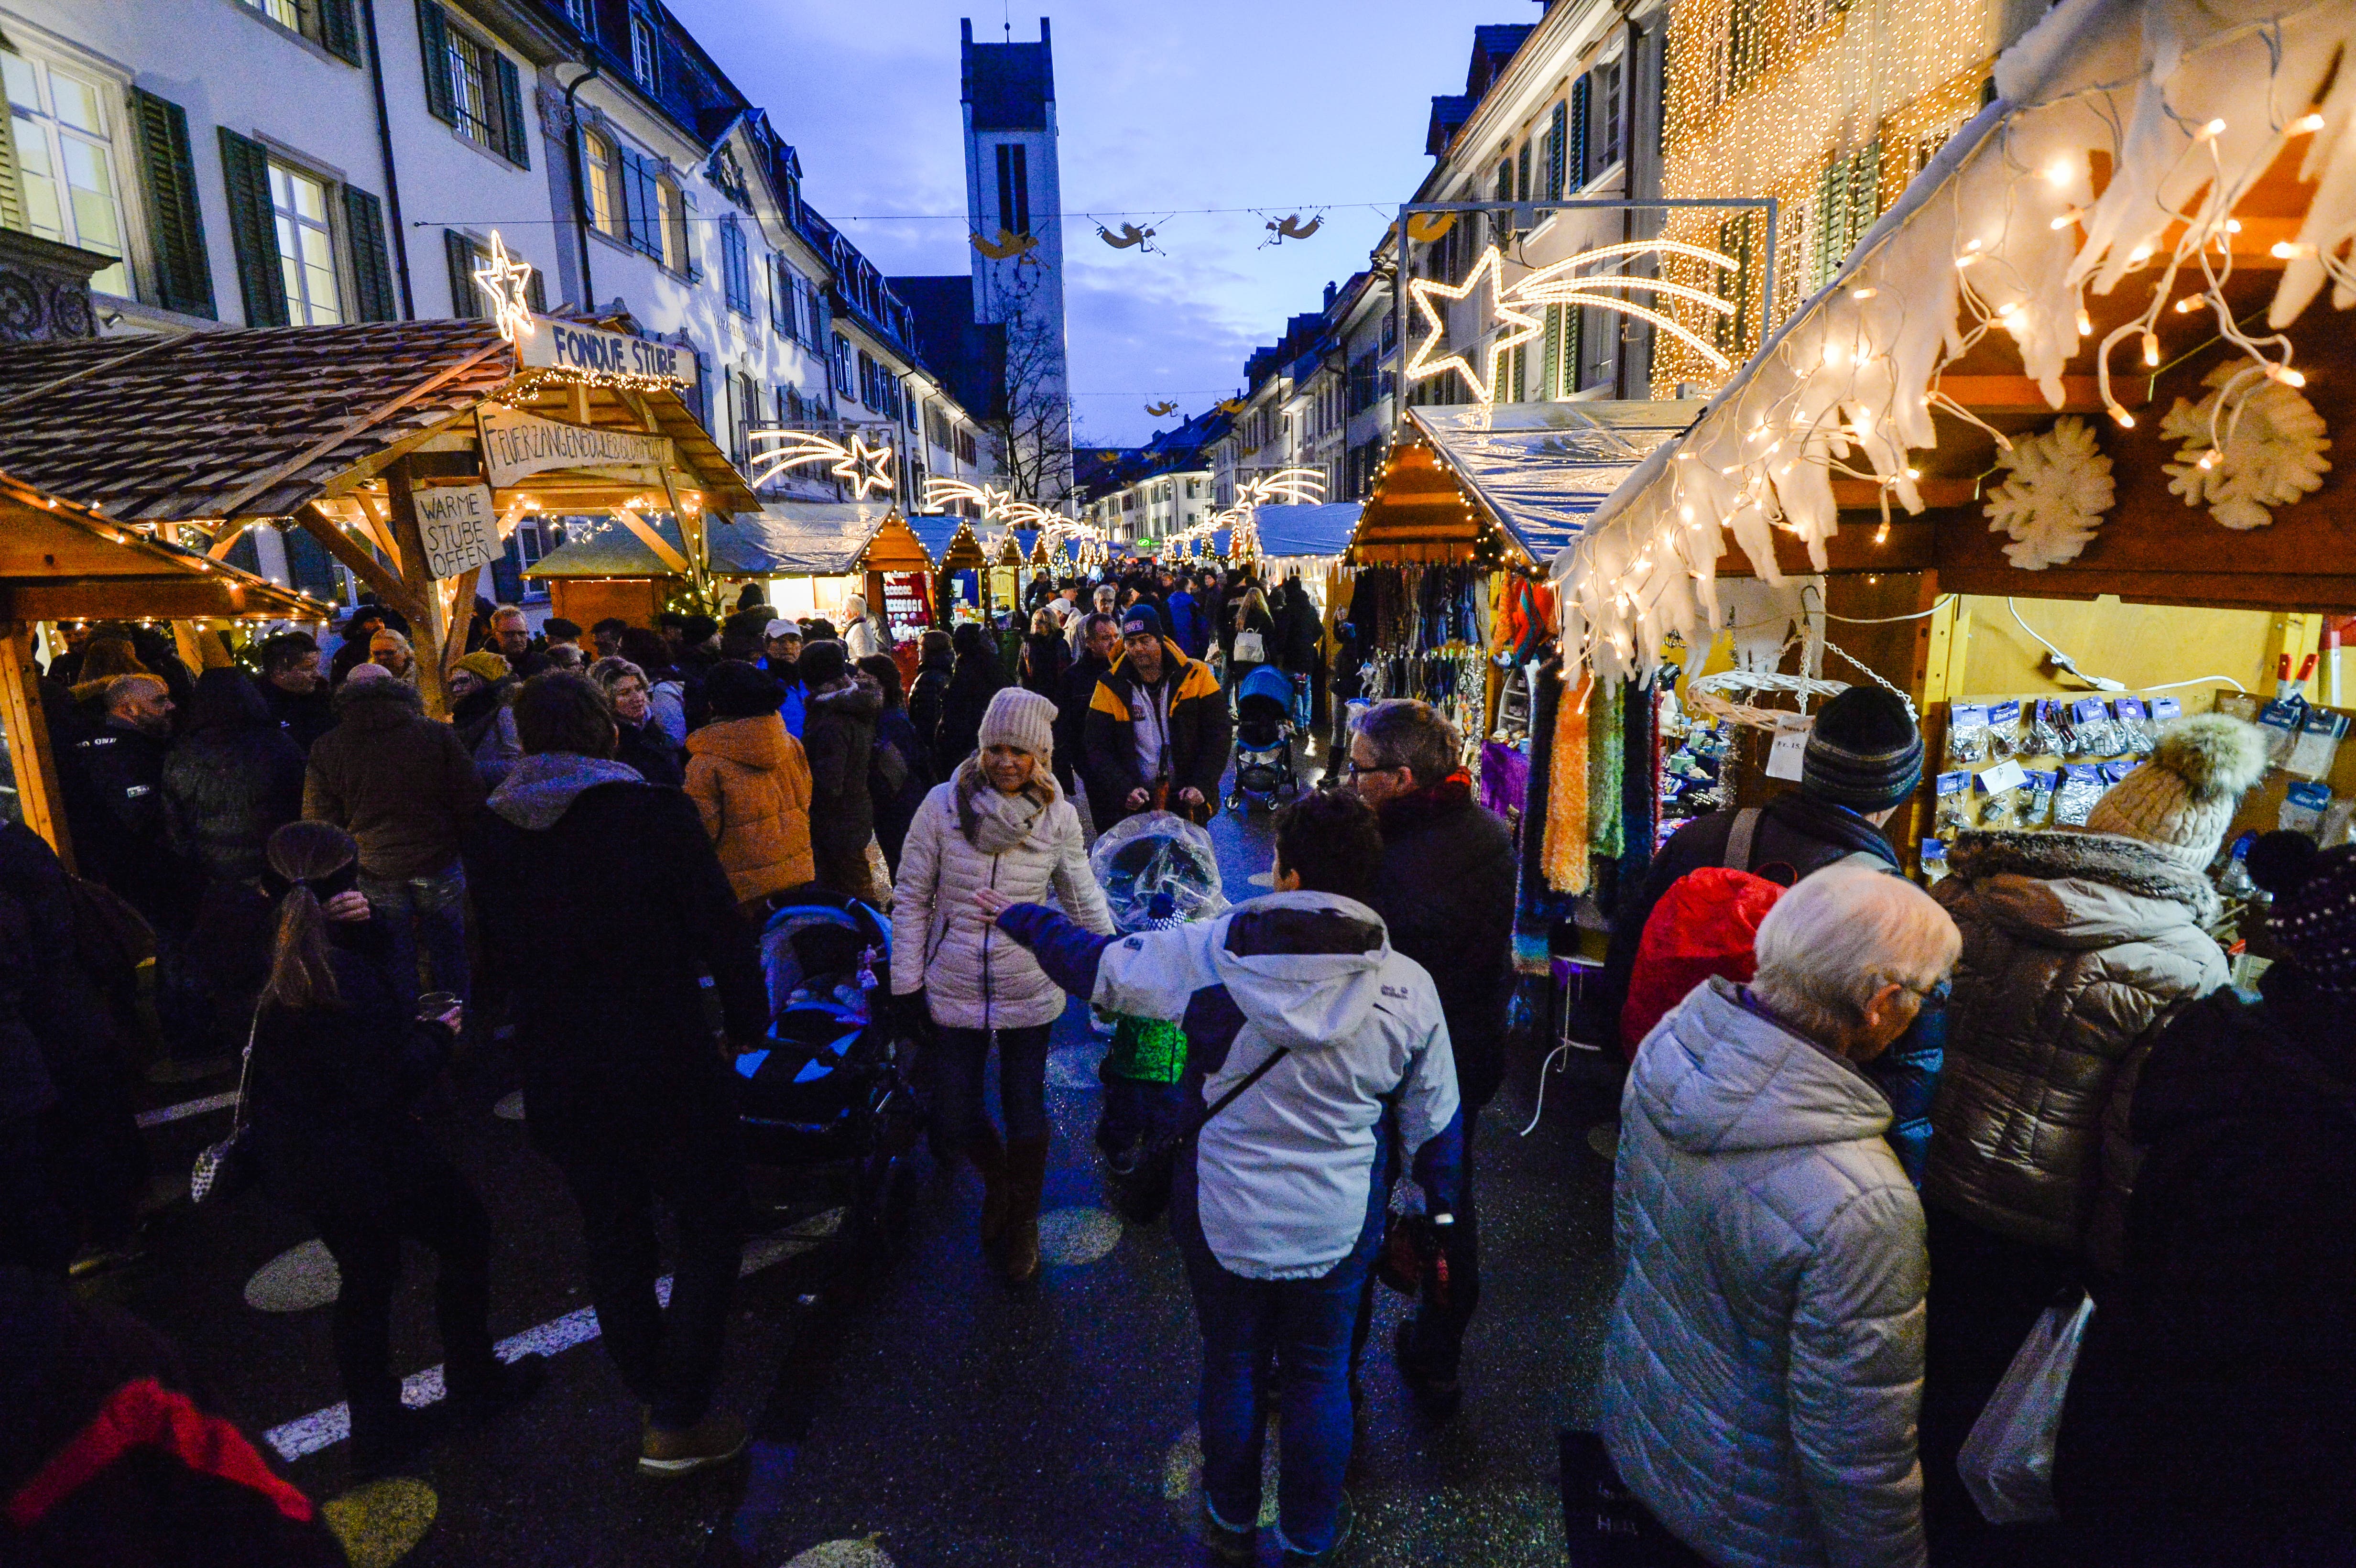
684;713;814;904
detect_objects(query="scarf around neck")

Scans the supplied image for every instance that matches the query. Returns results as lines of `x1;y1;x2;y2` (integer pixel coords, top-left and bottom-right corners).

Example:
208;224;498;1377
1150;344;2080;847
955;756;1057;853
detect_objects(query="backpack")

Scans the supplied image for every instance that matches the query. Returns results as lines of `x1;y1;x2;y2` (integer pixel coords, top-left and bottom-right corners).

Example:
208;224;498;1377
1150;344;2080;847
1616;807;1885;1059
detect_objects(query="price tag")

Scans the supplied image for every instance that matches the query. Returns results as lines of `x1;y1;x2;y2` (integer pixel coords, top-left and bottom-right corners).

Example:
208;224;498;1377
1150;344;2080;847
2153;697;2183;720
1765;713;1813;781
2072;696;2111;724
1976;758;2028;794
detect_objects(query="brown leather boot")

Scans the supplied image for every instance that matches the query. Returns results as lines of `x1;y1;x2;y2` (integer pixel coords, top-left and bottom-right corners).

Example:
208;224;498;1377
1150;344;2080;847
966;1127;1010;1246
1001;1135;1051;1284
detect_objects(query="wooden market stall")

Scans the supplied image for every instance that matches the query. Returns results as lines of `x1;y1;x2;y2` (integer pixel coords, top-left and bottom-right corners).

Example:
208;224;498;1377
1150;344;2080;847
0;470;318;866
1556;0;2356;881
906;513;990;623
0;316;755;719
526;501;906;628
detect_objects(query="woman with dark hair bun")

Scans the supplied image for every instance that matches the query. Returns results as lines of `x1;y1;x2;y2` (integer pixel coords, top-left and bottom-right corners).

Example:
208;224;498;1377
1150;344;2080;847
244;821;542;1476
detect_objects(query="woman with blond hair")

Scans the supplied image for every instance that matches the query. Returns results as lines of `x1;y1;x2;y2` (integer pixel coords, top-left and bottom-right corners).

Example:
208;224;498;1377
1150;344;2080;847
243;821;540;1476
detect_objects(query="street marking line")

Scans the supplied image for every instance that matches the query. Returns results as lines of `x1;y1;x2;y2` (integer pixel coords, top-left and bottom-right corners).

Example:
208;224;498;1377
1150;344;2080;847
136;1090;240;1129
262;1220;840;1462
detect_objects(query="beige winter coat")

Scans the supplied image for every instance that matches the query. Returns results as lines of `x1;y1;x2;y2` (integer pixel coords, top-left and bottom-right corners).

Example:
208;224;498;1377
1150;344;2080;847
888;770;1113;1030
1926;829;2227;1260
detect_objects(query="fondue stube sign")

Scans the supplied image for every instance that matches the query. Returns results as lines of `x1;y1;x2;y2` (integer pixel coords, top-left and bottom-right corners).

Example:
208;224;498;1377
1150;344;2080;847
516;315;698;389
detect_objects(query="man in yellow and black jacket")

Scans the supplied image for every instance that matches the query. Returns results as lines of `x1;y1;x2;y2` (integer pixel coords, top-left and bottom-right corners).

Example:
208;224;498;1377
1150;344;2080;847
1083;604;1232;828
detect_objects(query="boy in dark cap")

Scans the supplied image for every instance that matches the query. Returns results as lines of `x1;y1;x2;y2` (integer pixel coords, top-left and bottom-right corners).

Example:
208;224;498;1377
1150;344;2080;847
1081;602;1230;828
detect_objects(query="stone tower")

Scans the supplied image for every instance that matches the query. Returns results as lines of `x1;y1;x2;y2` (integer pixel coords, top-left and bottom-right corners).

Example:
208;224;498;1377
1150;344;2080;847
960;16;1071;499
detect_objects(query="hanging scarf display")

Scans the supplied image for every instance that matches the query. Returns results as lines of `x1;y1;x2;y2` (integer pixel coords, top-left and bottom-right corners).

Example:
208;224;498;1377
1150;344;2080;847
1543;670;1592;894
1516;656;1576;935
1589;678;1625;861
1345;563;1492;757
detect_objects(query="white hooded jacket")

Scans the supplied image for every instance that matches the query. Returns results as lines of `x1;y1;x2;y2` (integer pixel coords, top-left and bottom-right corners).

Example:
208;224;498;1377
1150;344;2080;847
1093;890;1458;1280
1601;978;1928;1568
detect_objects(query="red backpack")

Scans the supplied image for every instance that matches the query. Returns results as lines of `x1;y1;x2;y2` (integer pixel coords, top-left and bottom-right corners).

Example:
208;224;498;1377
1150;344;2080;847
1616;807;1887;1060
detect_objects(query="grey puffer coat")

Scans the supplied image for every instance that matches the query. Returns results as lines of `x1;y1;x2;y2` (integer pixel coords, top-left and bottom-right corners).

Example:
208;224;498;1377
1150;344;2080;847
1925;829;2226;1260
1602;979;1928;1568
889;770;1114;1030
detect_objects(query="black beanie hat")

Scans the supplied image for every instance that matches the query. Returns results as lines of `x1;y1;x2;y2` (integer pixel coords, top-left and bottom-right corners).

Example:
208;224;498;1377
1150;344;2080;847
1801;686;1922;813
796;639;848;689
703;659;784;719
2248;831;2356;992
1120;602;1163;640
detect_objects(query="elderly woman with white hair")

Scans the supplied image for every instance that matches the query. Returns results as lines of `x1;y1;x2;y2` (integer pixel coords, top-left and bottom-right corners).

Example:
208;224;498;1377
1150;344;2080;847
1601;864;1959;1568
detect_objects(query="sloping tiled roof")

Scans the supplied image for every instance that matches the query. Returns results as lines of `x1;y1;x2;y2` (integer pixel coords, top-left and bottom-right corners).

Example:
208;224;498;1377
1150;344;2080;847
0;322;518;524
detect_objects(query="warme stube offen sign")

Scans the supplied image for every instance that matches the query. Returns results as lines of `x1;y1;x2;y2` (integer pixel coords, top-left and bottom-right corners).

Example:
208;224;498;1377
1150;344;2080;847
410;481;502;580
515;313;697;389
477;404;674;490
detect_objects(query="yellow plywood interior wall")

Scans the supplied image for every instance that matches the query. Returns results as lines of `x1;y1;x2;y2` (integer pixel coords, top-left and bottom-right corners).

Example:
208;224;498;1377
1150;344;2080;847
1956;595;2280;697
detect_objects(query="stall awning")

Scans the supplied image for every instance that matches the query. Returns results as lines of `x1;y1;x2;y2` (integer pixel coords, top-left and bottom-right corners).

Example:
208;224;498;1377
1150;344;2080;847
527;511;837;579
0;469;318;621
906;513;986;570
1556;0;2356;681
741;502;892;575
1254;503;1362;560
1409;401;1702;561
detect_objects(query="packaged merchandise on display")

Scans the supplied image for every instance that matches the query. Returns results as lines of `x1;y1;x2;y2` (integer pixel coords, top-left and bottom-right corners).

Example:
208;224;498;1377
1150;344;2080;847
1947;702;1991;764
2112;696;2156;756
2257;697;2304;769
2029;698;2068;757
2285;706;2349;780
2066;695;2124;758
1920;838;1949;884
2280;779;2334;837
2054;764;2107;826
1986;699;2025;760
2017;768;2058;828
1936;769;1974;836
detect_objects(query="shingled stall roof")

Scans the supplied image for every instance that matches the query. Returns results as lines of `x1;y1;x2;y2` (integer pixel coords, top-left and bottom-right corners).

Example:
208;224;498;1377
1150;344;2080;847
0;321;756;524
905;512;988;571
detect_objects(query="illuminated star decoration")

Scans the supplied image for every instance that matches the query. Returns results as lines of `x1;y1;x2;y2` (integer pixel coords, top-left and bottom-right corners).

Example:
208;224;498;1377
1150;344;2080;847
472;231;537;345
748;430;896;498
1405;247;1545;404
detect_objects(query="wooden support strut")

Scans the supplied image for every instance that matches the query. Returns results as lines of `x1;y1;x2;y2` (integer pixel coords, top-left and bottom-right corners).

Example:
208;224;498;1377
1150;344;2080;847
0;621;72;870
381;458;453;719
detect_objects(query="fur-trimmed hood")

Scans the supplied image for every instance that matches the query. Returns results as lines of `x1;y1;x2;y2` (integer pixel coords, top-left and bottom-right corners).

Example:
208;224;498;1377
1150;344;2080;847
1947;827;2220;934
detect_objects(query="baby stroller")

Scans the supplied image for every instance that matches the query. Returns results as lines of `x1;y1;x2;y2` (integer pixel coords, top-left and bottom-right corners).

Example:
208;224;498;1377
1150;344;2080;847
732;889;919;1272
1226;663;1303;812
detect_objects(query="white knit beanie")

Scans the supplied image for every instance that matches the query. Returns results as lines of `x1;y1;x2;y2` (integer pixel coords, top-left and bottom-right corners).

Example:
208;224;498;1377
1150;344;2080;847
978;686;1057;763
2084;714;2268;869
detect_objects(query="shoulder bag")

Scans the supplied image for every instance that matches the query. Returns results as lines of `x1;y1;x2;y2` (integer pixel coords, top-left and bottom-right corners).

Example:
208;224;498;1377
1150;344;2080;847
190;1003;265;1206
1104;1043;1290;1225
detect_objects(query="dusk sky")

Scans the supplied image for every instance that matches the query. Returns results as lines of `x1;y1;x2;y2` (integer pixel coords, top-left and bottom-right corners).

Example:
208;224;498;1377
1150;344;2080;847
663;0;1518;448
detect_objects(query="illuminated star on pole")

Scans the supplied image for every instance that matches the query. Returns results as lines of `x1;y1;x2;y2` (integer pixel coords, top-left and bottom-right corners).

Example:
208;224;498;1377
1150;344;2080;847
471;231;537;345
834;435;896;499
1405;246;1544;405
747;430;895;498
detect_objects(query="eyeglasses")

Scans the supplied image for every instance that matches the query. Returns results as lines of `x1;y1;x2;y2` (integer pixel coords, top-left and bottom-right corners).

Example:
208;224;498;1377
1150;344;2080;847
1344;759;1403;779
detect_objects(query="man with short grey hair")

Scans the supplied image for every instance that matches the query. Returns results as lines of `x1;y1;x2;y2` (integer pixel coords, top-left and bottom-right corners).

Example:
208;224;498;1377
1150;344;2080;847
489;605;550;679
1346;697;1516;1415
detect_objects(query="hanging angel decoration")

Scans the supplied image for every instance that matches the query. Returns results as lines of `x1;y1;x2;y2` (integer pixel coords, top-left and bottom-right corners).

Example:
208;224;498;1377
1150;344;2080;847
1145;401;1180;418
1096;221;1161;253
971;228;1039;261
1257;211;1325;249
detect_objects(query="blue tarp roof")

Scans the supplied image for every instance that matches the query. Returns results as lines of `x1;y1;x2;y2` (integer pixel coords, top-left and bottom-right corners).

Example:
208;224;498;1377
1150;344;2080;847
1254;502;1360;559
524;502;893;579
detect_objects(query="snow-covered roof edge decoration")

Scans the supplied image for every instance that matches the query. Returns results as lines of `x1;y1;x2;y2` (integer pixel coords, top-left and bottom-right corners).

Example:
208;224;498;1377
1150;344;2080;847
1554;0;2356;683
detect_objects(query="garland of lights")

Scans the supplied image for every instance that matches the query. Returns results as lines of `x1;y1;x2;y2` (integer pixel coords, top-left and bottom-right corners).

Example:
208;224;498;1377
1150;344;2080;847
1162;467;1327;561
1559;0;2356;685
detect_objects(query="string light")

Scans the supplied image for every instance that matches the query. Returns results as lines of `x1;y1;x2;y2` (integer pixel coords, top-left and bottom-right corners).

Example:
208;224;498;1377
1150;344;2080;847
747;429;895;498
471;231;538;346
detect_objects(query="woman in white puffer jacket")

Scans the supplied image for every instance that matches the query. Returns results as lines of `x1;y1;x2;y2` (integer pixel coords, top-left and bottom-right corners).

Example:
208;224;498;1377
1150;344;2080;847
890;686;1113;1282
1601;865;1958;1568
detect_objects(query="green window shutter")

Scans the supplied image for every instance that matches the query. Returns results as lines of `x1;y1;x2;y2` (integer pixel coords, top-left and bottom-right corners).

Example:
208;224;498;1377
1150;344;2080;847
342;185;396;321
0;80;24;232
416;1;454;124
130;88;215;318
1570;76;1592;188
218;127;287;327
493;52;529;168
1541;303;1562;399
446;228;482;318
318;0;363;65
1547;101;1567;200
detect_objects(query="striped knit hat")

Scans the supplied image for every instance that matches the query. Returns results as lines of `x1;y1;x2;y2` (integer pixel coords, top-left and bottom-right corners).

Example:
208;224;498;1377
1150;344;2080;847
1801;686;1922;813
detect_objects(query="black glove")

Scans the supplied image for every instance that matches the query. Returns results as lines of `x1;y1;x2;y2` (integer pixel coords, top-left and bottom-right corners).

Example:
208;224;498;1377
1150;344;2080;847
892;989;933;1043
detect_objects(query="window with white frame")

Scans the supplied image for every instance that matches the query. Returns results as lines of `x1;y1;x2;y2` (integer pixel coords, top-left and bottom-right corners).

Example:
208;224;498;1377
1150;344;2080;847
2;51;129;295
443;24;498;150
242;0;305;29
583;129;619;236
629;13;658;90
270;163;342;324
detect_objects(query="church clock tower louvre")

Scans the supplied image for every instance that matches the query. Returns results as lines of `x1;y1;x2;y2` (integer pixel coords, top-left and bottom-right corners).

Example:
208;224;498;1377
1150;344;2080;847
960;16;1072;503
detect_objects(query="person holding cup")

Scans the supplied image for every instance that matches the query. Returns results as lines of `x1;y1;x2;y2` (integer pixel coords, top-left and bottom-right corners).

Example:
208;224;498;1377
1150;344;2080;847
244;821;543;1477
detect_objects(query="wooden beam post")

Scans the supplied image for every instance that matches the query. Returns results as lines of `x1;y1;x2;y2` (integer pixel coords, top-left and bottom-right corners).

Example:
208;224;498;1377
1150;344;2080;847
382;458;453;719
0;622;72;871
294;502;418;619
441;564;483;679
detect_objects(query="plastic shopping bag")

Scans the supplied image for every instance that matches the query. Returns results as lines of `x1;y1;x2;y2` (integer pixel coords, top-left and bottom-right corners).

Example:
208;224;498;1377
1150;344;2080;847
1956;1292;2095;1524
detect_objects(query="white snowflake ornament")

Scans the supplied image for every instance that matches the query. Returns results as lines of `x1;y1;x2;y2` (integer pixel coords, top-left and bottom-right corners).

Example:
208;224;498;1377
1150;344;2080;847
1983;416;2116;569
2161;359;2332;530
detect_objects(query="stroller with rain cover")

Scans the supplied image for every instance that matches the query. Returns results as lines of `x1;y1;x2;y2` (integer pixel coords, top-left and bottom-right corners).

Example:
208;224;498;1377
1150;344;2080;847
732;889;920;1271
1226;663;1303;812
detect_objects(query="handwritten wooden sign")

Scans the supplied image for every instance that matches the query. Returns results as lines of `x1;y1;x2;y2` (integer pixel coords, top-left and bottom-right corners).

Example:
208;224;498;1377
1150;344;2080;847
477;404;673;490
411;481;502;580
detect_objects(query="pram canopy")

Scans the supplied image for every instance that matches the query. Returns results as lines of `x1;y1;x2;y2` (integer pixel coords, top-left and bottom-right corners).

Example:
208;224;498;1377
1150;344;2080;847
1235;663;1296;718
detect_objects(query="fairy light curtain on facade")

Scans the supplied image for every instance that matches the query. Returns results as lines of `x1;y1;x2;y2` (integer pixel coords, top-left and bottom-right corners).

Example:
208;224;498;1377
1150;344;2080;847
1413;402;1705;562
1559;0;2356;684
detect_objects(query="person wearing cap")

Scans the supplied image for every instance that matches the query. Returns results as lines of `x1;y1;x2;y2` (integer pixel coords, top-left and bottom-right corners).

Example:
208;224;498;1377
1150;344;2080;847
1083;602;1231;830
889;686;1114;1283
448;650;521;788
760;621;808;739
1915;711;2262;1537
682;662;813;917
1601;685;1927;1032
2052;828;2356;1564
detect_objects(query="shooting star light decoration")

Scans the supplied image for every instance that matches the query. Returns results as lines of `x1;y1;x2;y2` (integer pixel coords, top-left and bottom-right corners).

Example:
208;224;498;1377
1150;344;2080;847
749;430;896;499
472;231;538;345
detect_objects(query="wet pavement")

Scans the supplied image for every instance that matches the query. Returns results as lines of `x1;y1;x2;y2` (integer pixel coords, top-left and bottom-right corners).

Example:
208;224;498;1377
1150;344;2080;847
96;751;1625;1567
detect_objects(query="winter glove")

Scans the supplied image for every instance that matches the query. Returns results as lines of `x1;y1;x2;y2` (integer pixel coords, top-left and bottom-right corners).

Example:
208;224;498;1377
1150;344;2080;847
892;989;934;1045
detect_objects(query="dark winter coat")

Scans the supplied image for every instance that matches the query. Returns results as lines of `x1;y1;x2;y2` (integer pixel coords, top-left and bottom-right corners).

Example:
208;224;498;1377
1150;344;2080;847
906;656;953;776
1368;776;1518;1108
0;877;58;1122
0;824;131;1123
63;718;182;923
462;761;766;1154
2054;961;2356;1554
1276;584;1323;675
1927;828;2226;1260
934;653;1007;779
1601;792;1900;1026
615;715;684;787
1082;639;1232;825
260;680;337;752
162;722;305;885
1053;650;1110;794
1020;632;1069;700
802;673;882;860
869;707;930;871
246;920;453;1216
302;679;484;881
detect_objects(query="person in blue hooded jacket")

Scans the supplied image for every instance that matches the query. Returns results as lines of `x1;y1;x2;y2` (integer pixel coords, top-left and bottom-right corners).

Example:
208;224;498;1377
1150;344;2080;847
982;789;1460;1566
